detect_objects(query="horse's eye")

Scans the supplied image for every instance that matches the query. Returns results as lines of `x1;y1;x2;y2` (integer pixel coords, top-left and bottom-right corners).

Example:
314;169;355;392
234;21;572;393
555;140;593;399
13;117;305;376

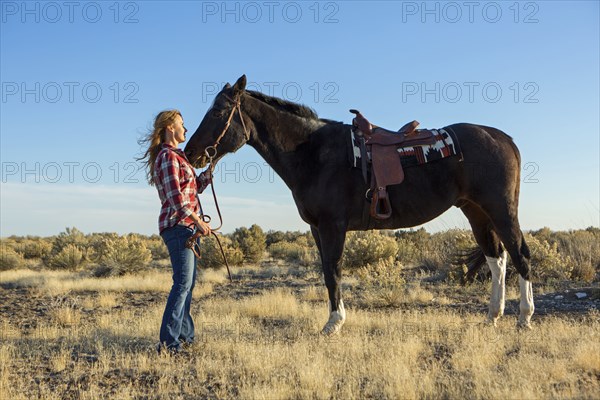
212;109;226;118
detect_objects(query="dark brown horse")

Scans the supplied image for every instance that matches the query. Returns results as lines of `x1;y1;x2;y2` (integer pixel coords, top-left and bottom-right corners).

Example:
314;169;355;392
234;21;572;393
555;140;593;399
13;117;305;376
185;75;534;334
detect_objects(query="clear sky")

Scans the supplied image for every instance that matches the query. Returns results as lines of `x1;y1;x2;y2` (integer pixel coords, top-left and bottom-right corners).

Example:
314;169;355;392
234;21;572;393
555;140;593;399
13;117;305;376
1;0;599;236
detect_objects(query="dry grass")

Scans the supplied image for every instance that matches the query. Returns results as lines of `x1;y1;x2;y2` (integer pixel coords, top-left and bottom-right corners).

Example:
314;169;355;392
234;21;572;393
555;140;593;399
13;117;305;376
300;285;328;302
49;305;82;327
0;267;598;399
0;269;173;294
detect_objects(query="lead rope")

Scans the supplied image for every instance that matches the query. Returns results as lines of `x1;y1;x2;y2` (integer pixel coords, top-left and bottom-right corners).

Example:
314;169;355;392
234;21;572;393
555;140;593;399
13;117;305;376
186;165;233;282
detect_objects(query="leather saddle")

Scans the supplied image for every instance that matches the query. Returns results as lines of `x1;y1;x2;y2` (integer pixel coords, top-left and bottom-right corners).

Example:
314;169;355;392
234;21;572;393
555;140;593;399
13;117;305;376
350;109;437;220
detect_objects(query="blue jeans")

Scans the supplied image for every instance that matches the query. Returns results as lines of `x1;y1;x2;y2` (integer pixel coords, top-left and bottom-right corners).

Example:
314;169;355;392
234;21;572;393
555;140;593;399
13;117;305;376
159;224;198;350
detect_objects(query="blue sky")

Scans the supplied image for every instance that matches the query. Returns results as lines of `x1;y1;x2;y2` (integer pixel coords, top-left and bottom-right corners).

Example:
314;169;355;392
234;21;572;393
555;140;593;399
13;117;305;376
1;0;598;236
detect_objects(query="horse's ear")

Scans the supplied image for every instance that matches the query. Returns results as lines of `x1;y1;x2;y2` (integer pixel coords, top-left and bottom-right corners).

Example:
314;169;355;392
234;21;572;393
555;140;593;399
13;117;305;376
223;83;232;90
233;75;247;94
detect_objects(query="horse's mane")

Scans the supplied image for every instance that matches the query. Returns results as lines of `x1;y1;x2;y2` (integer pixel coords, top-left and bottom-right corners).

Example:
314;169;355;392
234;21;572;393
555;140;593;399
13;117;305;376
245;90;319;120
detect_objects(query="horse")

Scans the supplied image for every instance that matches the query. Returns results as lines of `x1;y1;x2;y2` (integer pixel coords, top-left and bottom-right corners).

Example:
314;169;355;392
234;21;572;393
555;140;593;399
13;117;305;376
184;75;535;334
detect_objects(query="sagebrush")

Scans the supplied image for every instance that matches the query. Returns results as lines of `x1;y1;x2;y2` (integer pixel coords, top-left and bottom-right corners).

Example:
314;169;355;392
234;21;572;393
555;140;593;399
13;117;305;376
0;226;597;286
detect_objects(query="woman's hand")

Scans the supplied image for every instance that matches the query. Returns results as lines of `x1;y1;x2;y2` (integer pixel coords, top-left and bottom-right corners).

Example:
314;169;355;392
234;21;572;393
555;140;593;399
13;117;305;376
195;219;212;236
199;169;212;181
196;169;213;194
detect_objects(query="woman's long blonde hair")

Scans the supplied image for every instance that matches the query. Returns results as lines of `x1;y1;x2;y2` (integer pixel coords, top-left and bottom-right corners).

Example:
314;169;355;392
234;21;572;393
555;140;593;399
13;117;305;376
138;109;181;186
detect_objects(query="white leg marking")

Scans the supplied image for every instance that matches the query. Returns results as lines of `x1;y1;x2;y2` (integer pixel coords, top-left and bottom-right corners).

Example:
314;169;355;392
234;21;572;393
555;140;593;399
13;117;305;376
518;276;534;329
485;251;507;326
322;299;346;336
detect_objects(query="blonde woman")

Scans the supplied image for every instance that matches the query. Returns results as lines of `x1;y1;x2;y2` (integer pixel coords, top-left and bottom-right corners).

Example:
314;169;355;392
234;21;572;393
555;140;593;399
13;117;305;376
139;109;211;354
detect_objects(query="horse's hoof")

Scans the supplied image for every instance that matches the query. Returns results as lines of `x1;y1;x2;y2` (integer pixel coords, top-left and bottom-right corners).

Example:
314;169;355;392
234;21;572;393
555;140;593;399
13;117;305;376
517;321;533;330
321;321;343;336
486;315;499;327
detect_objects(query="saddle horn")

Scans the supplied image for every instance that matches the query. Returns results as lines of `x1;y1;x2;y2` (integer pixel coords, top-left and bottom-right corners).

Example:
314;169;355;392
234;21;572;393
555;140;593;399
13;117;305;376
349;109;373;136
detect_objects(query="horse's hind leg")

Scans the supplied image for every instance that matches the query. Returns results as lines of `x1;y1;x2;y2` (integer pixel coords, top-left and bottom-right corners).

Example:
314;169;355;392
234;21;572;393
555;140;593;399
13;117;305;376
461;202;507;325
486;206;535;329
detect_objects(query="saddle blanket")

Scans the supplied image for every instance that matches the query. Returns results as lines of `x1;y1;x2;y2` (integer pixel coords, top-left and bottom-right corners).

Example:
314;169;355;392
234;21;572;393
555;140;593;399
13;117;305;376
349;127;463;169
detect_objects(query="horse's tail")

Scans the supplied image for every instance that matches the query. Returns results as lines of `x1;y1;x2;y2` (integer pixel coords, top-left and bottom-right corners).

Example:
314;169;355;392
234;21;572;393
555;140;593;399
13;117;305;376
456;246;488;285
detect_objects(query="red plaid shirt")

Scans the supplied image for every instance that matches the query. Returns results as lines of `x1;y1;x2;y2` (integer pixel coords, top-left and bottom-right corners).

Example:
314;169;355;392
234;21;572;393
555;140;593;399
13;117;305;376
154;144;210;233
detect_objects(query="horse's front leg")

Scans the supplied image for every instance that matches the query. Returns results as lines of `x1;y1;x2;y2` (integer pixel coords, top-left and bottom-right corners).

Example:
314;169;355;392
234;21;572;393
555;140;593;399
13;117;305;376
311;224;347;335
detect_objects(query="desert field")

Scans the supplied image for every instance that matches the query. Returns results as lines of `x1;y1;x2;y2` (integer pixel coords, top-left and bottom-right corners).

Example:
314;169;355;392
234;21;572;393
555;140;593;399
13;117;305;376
1;261;598;399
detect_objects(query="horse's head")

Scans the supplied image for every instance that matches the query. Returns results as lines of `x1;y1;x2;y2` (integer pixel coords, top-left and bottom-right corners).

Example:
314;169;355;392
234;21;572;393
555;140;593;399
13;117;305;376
185;75;249;168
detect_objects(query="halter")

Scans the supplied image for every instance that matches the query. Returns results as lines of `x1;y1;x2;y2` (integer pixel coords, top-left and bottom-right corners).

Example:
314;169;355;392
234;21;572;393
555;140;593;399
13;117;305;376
203;93;251;164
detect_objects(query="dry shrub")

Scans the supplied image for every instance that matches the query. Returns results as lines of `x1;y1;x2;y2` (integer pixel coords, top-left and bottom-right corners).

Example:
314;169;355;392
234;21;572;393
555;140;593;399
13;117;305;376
427;230;477;267
551;228;600;282
356;256;404;287
0;238;18;251
12;238;52;260
397;229;477;282
50;227;88;253
268;238;318;266
46;244;85;270
395;228;431;264
343;231;399;270
145;237;169;260
269;240;303;260
93;235;152;276
231;224;266;263
356;256;405;307
0;248;26;271
530;226;554;243
20;239;52;259
524;233;573;282
265;230;310;246
527;227;600;283
44;227;92;269
198;235;244;269
0;239;27;271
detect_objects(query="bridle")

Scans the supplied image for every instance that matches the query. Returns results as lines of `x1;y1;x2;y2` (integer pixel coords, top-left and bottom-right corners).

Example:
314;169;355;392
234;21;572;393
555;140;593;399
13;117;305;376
185;93;250;282
203;93;251;168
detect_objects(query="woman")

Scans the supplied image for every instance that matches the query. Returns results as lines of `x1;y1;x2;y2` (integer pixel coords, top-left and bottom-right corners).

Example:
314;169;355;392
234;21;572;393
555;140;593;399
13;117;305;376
139;109;211;354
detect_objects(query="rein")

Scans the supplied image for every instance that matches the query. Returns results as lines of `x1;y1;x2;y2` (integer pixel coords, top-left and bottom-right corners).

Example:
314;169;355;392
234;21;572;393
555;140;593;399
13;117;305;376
185;93;250;283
